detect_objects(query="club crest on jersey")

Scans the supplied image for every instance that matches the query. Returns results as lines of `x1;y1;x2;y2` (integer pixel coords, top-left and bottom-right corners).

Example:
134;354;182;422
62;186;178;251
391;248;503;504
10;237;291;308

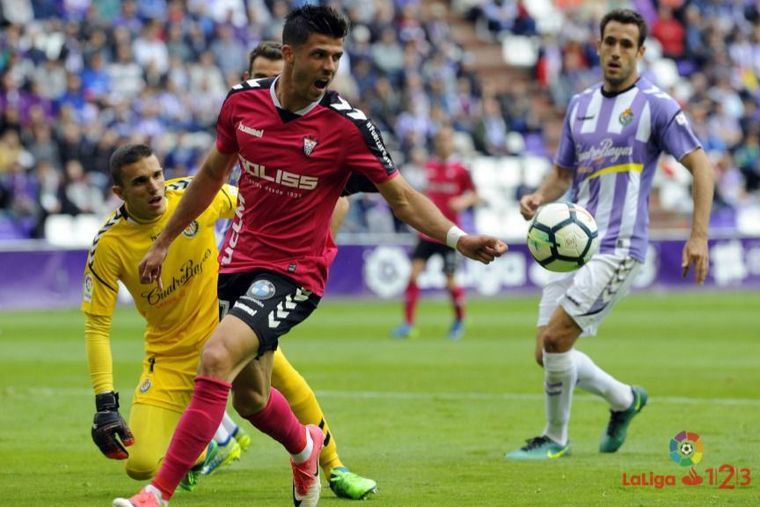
303;136;318;157
248;280;276;300
619;108;634;126
139;377;152;393
182;220;199;237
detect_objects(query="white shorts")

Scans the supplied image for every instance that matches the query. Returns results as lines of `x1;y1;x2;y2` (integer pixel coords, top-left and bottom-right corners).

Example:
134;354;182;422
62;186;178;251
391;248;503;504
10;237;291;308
537;254;642;337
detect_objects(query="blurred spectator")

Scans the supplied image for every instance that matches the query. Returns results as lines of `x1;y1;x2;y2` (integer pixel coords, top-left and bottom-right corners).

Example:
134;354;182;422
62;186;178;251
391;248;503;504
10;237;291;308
0;0;755;239
59;159;104;216
651;5;685;60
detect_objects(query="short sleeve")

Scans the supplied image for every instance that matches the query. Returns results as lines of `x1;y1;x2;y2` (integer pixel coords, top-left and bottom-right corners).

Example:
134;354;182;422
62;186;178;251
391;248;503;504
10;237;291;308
459;164;476;193
655;106;702;161
215;95;239;154
343;118;399;185
554;97;578;169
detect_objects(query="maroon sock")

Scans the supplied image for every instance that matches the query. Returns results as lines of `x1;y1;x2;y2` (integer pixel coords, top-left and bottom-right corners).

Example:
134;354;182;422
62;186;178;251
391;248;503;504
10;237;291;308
152;376;230;500
450;286;465;321
244;387;306;455
404;281;420;325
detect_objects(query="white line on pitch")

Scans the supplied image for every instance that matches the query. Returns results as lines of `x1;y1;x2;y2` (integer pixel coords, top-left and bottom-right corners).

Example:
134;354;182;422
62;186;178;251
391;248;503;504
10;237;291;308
4;387;760;407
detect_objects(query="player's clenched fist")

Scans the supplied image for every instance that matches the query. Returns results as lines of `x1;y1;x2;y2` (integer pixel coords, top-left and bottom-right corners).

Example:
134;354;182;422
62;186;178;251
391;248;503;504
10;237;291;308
457;235;507;264
91;391;135;460
519;193;542;220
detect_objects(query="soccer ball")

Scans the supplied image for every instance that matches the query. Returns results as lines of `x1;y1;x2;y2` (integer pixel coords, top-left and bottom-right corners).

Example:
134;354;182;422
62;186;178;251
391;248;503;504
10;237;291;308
527;202;599;272
680;442;695;456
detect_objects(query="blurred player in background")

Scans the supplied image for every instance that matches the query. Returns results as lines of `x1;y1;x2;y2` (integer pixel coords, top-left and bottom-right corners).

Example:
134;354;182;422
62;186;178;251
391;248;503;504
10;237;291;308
240;40;377;500
119;5;505;507
392;126;480;340
82;144;246;491
507;9;713;460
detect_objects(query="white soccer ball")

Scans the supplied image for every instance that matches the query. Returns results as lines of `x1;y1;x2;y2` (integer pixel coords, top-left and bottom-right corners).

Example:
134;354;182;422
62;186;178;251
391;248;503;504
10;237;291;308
526;202;600;272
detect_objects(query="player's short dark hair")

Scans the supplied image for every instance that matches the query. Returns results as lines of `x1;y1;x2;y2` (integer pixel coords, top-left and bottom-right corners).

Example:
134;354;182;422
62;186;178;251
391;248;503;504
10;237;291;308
248;41;283;73
600;9;648;48
109;144;153;186
282;5;349;47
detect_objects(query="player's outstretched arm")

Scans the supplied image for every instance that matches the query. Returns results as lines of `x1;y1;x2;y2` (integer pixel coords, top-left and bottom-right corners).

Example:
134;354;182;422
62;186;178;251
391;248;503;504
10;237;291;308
679;148;714;284
519;164;574;220
84;312;135;459
139;147;237;287
377;175;507;264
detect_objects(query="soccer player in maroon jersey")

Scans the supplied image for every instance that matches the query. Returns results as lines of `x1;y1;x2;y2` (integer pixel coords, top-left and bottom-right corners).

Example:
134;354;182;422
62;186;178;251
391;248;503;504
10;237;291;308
116;6;506;507
241;39;377;500
392;126;481;340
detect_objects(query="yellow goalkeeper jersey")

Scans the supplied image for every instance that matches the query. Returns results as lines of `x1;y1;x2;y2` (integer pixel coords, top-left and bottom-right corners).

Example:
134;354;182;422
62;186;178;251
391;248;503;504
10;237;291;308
81;178;237;358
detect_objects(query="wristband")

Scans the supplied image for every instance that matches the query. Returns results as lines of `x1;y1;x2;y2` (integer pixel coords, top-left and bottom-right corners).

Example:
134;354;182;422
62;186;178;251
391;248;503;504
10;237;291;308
446;226;467;249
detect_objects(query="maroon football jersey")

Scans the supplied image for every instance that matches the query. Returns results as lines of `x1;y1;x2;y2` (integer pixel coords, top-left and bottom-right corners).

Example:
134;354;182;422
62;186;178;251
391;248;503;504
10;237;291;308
216;77;397;295
419;158;475;242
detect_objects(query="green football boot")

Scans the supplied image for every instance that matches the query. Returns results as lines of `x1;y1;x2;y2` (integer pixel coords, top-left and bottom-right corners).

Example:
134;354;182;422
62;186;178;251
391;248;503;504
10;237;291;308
600;386;648;453
505;435;571;460
179;441;218;492
329;467;378;500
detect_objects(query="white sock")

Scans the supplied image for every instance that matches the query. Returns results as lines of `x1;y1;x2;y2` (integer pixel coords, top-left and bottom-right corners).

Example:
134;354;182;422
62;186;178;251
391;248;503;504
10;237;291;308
542;350;576;446
145;484;165;501
291;427;313;464
221;411;239;434
572;349;633;411
214;422;231;446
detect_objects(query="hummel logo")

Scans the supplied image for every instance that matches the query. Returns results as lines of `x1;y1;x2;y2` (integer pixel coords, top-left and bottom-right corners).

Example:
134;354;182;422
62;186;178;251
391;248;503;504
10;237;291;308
577;115;595;121
238;122;263;138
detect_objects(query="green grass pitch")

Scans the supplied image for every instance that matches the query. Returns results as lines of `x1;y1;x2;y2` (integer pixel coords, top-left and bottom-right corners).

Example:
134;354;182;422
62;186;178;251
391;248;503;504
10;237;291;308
1;292;758;506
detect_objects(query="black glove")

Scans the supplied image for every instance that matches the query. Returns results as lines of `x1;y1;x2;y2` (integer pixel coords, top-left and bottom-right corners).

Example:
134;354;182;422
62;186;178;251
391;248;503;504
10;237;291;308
91;391;134;459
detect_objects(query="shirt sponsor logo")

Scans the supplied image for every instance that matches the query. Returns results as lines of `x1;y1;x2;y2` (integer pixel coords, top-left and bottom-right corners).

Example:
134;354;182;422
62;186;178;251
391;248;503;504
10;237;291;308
83;273;93;302
576;138;633;164
140;249;213;306
238;122;263;138
238;155;318;190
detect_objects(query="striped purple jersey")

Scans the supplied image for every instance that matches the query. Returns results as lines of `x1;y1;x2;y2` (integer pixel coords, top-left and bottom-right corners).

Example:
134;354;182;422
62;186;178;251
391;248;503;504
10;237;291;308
554;77;701;262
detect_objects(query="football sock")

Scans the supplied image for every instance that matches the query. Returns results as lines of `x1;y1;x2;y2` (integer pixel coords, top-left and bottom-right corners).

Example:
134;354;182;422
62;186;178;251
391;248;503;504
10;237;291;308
291;427;314;464
450;286;465;321
404;281;419;325
213;420;232;445
542;350;576;446
272;350;341;474
244;387;306;455
153;375;231;500
573;349;633;411
221;410;239;435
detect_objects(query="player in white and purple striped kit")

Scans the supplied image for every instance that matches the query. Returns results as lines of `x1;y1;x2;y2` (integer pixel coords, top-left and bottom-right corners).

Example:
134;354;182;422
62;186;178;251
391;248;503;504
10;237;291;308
507;9;714;460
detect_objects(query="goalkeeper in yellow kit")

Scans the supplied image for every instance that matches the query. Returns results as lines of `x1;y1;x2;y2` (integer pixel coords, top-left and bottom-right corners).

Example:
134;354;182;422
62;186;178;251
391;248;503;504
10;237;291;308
83;144;375;499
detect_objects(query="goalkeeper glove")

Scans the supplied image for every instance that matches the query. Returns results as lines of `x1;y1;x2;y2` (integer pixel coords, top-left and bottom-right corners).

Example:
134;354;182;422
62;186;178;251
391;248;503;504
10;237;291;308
91;391;135;459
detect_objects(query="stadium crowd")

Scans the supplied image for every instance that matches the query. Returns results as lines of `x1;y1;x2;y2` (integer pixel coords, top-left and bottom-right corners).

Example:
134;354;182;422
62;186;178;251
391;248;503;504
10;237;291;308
0;0;758;239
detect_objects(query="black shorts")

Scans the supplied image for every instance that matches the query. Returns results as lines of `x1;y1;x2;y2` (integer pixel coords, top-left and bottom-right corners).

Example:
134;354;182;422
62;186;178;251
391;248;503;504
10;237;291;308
217;270;320;357
412;238;458;275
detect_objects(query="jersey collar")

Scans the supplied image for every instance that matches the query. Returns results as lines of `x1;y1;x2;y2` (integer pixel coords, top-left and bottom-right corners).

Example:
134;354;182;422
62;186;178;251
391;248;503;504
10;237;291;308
270;76;324;117
601;77;640;98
